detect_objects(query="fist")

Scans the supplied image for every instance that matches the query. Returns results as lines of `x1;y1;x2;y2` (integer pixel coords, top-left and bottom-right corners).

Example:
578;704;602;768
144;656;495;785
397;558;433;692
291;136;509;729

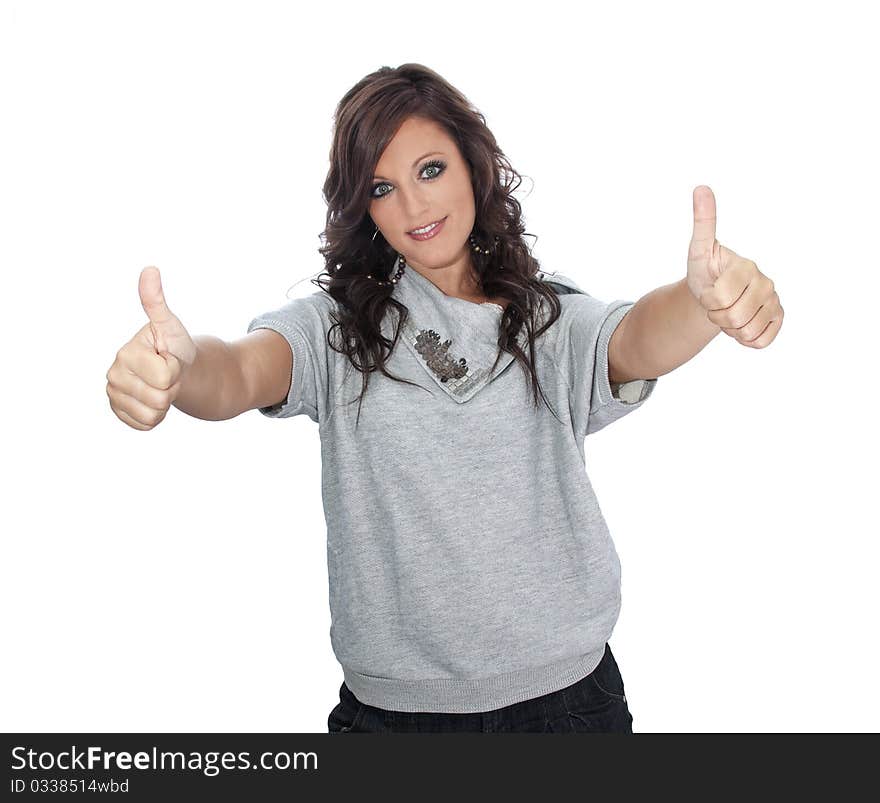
687;186;784;349
105;267;198;430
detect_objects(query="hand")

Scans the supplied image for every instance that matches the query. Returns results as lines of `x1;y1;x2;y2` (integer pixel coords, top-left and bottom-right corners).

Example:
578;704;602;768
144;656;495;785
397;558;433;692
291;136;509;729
105;267;198;430
687;185;784;349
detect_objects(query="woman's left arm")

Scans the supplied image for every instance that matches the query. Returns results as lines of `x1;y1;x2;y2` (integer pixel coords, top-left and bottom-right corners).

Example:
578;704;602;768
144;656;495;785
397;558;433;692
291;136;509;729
609;185;785;384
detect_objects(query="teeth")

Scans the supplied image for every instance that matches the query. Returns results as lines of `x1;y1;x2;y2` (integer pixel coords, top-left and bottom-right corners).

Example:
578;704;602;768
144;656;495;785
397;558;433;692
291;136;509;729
410;220;441;234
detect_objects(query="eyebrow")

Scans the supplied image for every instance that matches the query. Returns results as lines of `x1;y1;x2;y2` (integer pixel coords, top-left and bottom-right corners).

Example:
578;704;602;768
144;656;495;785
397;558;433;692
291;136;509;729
373;151;445;182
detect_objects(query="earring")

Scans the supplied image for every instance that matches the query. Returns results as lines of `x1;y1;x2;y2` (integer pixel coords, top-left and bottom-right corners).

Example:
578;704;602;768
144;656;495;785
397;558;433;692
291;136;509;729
469;231;501;255
365;225;404;286
366;251;407;287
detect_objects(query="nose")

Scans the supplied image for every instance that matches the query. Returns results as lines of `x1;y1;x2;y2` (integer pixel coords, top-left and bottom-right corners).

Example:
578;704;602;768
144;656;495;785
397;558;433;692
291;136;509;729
399;186;431;226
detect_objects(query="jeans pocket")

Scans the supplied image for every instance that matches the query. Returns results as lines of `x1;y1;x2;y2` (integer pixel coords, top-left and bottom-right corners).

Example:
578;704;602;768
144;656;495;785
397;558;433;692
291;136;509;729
588;672;627;704
585;645;628;704
328;683;366;733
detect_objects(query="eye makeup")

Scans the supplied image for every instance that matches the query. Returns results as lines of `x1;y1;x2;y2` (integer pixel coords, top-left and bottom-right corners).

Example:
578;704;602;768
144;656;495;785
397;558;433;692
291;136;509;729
371;159;447;200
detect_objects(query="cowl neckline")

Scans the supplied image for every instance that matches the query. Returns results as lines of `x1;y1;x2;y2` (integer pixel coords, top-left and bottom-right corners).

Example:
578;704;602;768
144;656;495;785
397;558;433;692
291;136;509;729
386;257;529;404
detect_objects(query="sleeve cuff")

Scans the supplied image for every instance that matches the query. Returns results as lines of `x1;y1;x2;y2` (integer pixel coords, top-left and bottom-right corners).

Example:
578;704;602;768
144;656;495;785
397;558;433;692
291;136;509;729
591;302;658;416
245;317;315;420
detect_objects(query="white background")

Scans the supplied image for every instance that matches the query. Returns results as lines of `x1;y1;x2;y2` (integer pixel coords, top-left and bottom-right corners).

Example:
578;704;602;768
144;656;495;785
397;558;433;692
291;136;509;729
2;0;877;733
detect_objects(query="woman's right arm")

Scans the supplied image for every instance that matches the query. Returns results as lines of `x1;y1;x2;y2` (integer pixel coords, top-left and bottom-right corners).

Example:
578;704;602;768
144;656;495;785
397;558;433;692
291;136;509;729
184;328;291;420
217;329;293;418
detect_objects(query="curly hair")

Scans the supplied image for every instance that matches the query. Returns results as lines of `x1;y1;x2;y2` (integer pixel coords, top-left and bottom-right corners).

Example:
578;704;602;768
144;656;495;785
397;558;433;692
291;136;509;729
312;63;564;427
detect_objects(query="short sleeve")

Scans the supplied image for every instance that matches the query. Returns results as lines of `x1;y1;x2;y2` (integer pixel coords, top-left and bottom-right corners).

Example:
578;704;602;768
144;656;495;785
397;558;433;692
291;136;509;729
564;294;658;438
245;292;333;423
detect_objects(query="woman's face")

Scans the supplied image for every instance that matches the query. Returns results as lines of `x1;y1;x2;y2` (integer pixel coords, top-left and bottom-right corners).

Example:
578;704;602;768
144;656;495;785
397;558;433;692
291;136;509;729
368;116;476;275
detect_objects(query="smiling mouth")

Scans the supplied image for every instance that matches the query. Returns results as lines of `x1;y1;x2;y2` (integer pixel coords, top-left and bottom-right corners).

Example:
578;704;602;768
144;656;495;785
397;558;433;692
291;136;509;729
407;216;447;234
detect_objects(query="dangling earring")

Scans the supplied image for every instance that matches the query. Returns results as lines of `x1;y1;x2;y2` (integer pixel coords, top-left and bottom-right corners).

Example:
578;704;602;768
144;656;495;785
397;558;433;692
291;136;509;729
365;224;405;286
366;250;407;287
469;231;501;257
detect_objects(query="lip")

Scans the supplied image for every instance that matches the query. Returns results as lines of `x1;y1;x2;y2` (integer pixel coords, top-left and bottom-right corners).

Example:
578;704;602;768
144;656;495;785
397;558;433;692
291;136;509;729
407;216;447;241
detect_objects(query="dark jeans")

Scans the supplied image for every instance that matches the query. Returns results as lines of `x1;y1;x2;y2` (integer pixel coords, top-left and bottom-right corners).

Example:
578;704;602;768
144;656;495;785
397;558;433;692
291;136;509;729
328;642;633;733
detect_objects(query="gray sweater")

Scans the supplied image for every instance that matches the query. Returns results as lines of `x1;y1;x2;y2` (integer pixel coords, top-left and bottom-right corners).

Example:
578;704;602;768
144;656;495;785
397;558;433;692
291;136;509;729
247;268;657;713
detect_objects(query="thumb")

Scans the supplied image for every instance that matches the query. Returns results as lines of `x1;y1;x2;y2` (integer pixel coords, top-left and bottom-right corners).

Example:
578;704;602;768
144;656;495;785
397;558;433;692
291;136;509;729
690;185;717;254
139;266;176;327
139;266;175;354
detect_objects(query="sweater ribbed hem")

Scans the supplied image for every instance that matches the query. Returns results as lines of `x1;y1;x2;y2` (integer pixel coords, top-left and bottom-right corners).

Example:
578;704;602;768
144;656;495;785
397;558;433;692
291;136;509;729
342;646;607;714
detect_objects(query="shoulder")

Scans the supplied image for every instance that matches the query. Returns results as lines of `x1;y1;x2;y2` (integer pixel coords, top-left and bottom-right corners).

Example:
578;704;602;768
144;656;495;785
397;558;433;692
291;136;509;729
535;270;608;336
278;289;339;323
535;269;587;296
304;289;341;320
247;288;341;347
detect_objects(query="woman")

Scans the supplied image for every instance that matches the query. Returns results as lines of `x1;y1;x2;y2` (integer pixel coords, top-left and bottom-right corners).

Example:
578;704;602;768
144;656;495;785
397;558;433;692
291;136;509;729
108;62;659;732
248;63;658;733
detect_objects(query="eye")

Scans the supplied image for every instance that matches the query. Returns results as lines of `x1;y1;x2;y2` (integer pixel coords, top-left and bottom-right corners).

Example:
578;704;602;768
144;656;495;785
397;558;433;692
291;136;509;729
371;159;447;200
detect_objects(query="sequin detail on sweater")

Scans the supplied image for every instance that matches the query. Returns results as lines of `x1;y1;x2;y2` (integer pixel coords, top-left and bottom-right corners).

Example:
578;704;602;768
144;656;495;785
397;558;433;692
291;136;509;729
413;328;469;383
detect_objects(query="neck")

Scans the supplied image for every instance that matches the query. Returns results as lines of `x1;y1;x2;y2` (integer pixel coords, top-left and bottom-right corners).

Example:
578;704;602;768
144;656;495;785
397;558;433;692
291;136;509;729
406;252;483;300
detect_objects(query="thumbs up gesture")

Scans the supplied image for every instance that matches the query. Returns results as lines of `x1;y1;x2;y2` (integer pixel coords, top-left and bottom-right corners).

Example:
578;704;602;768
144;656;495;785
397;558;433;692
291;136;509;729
137;266;198;366
105;267;198;430
686;185;784;348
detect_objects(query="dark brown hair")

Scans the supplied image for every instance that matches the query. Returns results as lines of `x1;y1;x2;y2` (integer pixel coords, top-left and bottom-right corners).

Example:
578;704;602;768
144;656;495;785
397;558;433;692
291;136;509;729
313;63;563;426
